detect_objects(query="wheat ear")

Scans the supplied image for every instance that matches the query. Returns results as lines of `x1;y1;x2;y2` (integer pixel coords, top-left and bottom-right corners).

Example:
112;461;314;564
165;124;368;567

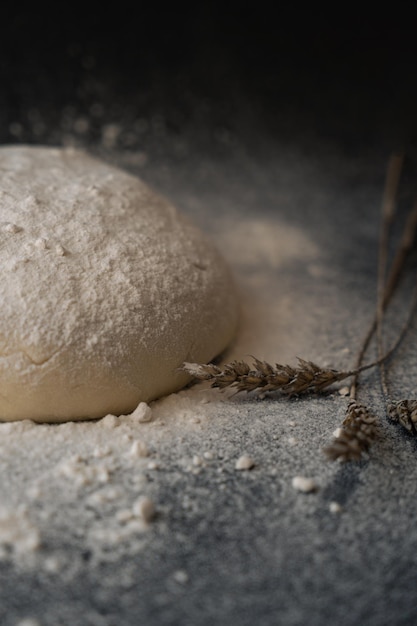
388;399;417;435
183;356;388;397
323;400;379;462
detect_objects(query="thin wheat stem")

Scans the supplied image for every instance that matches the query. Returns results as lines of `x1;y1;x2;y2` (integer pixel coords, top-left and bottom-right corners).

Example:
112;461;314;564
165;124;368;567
326;155;405;462
380;201;417;398
378;153;404;296
351;173;417;402
374;157;417;438
377;153;404;402
384;200;417;302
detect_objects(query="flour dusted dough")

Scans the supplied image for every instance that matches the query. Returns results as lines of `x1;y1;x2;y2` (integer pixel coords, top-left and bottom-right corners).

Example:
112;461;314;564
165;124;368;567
0;146;238;422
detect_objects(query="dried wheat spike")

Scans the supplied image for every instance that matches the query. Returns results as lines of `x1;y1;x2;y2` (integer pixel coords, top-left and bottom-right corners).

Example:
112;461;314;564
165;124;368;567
388;399;417;434
183;357;352;395
324;400;379;462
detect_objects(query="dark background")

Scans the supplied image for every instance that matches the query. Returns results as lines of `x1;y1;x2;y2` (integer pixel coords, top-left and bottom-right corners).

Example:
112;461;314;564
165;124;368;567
1;7;417;156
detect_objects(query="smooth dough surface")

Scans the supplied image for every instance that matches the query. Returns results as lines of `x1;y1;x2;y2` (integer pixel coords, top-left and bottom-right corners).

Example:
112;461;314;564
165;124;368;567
0;146;238;422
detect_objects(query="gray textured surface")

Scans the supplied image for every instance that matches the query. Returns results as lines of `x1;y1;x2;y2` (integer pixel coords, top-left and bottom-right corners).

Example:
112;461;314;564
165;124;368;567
1;126;417;626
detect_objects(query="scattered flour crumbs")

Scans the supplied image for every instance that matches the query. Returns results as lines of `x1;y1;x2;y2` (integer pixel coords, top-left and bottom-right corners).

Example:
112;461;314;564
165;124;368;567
0;384;341;574
0;388;262;570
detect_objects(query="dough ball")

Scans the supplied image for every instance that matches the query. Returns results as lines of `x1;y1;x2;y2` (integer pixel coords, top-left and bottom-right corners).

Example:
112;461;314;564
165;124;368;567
0;146;238;422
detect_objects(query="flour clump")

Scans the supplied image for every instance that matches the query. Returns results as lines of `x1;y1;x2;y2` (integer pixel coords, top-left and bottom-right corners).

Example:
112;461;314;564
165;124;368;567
0;146;238;422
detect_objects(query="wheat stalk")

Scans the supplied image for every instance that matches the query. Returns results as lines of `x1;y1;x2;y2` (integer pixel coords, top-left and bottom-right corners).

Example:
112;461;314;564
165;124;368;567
183;357;381;396
374;157;417;438
324;154;407;462
324;155;417;460
350;154;406;399
378;212;417;437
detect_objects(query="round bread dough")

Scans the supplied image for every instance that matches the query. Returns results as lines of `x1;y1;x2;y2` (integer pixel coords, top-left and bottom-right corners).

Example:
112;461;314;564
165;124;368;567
0;146;238;422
